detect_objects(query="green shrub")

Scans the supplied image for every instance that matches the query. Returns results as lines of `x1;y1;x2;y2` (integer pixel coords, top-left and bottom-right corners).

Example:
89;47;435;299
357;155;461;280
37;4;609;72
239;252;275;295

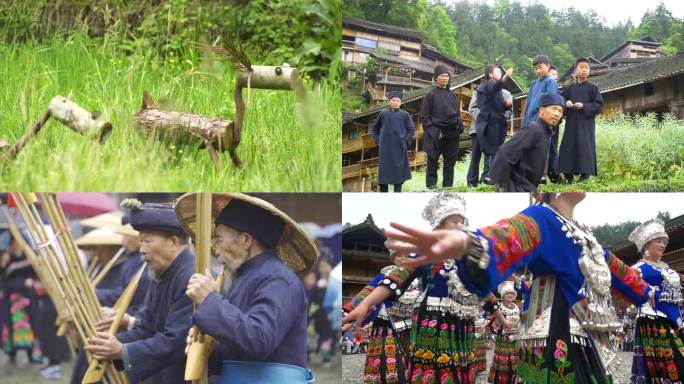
0;0;340;80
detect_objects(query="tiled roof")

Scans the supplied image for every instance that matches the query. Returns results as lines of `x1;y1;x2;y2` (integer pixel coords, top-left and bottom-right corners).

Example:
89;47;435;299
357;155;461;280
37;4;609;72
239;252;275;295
370;51;435;74
589;53;684;93
600;38;663;63
343;17;421;40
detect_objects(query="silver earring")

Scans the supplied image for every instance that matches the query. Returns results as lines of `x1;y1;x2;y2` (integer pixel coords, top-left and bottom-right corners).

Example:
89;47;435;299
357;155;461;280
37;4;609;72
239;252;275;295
644;250;650;258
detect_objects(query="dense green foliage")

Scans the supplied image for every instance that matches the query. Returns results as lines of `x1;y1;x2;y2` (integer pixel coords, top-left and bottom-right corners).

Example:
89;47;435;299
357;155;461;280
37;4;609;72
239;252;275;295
398;115;684;192
0;0;341;81
345;0;682;87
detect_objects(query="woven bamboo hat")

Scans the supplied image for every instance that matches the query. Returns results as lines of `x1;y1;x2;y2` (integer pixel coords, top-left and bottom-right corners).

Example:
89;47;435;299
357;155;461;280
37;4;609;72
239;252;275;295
80;211;139;237
75;228;123;247
174;193;318;275
80;212;123;229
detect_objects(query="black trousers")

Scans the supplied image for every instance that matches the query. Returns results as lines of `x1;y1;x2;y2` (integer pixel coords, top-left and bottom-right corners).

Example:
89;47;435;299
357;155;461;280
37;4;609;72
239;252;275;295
426;135;460;188
466;135;493;185
379;183;403;192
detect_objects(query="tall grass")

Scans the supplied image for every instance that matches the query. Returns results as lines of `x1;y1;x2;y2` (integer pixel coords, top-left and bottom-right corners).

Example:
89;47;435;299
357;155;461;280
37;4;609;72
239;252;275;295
0;34;341;191
398;114;684;192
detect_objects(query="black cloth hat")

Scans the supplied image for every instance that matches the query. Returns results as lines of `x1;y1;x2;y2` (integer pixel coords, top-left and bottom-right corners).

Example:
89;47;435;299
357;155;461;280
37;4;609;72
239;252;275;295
433;64;450;79
122;200;186;237
387;91;403;100
174;193;319;275
539;93;565;107
215;199;285;248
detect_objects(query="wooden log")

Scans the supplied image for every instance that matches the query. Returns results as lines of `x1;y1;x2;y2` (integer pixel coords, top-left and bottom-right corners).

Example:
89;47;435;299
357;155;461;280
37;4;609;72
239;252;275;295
47;96;112;143
1;111;50;161
236;64;302;91
227;64;305;168
2;96;112;161
135;92;232;170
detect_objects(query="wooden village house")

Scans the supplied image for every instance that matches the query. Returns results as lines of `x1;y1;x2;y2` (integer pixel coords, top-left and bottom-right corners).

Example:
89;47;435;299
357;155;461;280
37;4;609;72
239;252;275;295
342;214;390;305
560;38;684;118
343;17;473;101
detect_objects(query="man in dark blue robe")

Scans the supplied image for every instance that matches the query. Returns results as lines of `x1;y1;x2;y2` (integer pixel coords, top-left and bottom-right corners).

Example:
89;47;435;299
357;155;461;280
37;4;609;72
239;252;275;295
373;91;415;192
85;201;194;384
181;194;318;383
95;228;150;316
558;58;604;183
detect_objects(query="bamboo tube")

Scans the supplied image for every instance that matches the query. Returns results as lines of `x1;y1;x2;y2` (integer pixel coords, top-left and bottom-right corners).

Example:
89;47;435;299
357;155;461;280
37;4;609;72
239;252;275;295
34;195;100;330
11;193;96;375
39;194;101;321
82;265;146;384
185;192;212;383
184;193;225;383
12;194;127;384
32;194;128;384
92;247;126;287
2;207;70;329
86;259;100;280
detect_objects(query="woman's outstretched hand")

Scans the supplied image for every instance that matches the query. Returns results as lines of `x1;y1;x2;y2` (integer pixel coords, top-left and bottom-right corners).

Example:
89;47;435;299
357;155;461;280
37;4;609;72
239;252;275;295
341;303;370;332
384;222;469;267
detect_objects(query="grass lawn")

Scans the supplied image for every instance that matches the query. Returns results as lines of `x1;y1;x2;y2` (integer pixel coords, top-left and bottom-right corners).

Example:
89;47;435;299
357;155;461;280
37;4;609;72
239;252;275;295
0;34;340;191
389;114;684;192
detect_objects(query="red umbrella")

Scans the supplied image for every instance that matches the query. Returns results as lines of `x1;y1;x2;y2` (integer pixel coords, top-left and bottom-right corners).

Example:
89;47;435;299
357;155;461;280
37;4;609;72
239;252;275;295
56;193;118;217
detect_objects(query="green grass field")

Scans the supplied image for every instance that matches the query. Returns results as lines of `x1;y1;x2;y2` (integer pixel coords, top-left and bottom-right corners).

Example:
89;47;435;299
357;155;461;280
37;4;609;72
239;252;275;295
0;34;341;191
397;114;684;192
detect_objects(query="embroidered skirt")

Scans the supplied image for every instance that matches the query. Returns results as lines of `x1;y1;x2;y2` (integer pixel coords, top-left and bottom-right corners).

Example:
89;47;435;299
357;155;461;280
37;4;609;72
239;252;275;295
487;332;517;384
408;308;477;384
364;317;408;384
516;283;612;384
631;315;684;383
1;291;38;358
474;332;488;375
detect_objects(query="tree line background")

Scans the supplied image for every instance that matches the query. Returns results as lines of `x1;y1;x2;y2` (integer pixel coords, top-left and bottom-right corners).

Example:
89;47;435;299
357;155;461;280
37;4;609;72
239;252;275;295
345;0;683;87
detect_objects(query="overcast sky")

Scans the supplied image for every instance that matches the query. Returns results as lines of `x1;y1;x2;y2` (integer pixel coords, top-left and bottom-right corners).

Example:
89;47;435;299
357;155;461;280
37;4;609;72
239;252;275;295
343;193;684;230
444;0;683;27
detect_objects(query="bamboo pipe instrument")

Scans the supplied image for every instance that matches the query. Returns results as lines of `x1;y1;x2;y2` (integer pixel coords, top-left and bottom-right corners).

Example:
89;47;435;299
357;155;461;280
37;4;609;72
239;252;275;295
30;194;99;334
185;192;228;383
13;193;127;384
5;200;82;360
82;264;146;384
11;193;93;340
185;267;225;383
2;206;71;333
92;247;126;287
38;194;101;322
35;193;128;384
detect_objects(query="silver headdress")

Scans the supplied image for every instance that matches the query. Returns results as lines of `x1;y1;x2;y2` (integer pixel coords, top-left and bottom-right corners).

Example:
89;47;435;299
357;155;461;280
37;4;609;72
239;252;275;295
422;193;468;229
498;280;516;296
628;218;668;252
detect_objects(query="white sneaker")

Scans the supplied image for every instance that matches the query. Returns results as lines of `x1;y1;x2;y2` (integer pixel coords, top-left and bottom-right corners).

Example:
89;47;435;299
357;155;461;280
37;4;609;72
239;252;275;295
40;365;63;379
